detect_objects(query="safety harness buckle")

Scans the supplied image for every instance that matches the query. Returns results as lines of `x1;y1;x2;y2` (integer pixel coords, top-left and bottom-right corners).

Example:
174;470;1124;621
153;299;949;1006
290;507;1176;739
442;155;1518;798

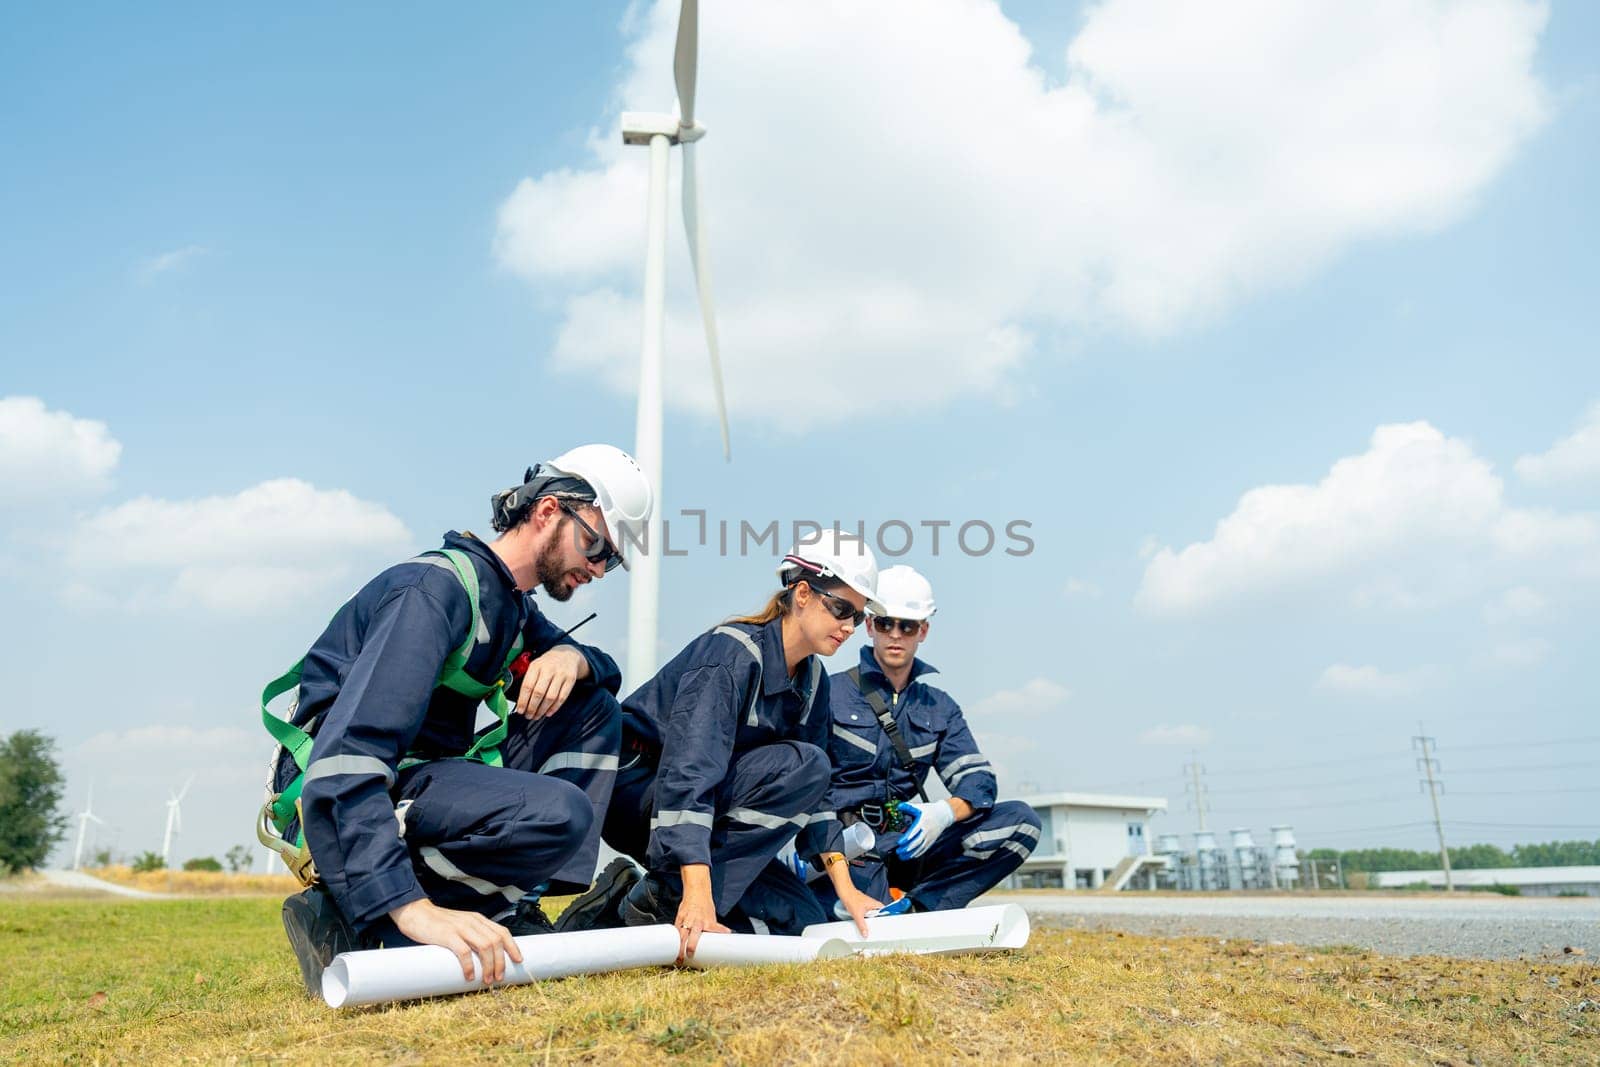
257;796;320;888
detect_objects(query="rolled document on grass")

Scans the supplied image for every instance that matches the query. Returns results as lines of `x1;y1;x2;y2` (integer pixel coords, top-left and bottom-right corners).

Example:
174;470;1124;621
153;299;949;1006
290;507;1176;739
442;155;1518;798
684;932;854;970
799;903;1030;957
322;924;682;1008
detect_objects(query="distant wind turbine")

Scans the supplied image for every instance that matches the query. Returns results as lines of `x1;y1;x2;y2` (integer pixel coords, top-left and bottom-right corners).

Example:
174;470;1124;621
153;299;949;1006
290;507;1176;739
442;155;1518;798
72;782;105;870
623;0;733;688
161;775;194;868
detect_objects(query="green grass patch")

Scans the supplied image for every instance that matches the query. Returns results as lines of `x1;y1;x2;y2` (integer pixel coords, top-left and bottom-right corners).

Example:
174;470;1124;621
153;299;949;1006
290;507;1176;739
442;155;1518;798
2;896;1597;1064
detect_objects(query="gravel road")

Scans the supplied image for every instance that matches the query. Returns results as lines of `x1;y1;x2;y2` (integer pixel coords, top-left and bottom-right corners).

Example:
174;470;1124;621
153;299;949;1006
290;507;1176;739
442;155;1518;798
1003;892;1600;961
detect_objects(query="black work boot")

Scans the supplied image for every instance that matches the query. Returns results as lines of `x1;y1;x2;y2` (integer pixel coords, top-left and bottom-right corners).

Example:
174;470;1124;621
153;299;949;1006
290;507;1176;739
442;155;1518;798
619;871;682;927
553;857;644;933
281;885;362;998
503;895;556;936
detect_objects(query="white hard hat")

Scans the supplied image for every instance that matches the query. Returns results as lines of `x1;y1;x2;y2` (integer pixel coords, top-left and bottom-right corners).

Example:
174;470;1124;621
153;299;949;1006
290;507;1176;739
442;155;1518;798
873;565;936;620
778;529;884;615
544;444;654;570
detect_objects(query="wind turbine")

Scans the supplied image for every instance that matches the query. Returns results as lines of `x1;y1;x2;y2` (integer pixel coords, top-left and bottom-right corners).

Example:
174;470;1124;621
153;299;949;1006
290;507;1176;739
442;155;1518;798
72;782;104;870
161;775;194;868
623;0;731;688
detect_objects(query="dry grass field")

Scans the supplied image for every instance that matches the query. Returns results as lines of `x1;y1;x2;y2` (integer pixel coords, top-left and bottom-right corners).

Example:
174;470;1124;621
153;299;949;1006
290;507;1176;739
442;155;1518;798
85;865;303;896
2;891;1596;1065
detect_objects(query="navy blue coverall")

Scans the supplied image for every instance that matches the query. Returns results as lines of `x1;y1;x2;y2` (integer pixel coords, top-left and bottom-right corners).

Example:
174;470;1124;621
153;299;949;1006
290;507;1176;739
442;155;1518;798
274;531;623;933
605;618;844;934
813;646;1041;912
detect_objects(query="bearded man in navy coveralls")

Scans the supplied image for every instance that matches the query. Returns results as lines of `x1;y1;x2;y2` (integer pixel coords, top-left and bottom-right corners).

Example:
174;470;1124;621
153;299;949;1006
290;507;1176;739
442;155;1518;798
274;445;652;995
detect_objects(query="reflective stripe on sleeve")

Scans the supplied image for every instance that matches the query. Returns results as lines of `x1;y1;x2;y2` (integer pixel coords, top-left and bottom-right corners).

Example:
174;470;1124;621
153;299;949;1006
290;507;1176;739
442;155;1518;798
303;754;396;787
651;809;715;830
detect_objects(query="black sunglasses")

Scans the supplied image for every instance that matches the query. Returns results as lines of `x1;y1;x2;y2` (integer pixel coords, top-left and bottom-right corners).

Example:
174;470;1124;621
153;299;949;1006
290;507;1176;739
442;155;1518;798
805;585;865;626
871;616;922;637
559;502;624;573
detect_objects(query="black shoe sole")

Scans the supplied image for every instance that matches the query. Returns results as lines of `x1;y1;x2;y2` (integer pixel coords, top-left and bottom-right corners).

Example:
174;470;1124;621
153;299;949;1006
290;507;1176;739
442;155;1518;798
619;873;680;928
281;888;360;998
554;857;644;933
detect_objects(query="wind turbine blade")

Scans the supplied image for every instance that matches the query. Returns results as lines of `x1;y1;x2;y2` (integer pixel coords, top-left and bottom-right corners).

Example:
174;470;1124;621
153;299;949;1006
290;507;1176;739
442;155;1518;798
674;0;698;127
88;813;104;825
177;774;194;803
681;140;731;461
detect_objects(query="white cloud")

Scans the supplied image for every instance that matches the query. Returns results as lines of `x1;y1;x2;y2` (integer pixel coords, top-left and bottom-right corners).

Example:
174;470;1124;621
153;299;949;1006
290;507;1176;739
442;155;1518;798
971;677;1071;719
1136;421;1600;614
138;244;208;277
66;478;413;613
1484;584;1546;624
1138;723;1211;746
495;0;1546;428
1489;637;1549;669
0;396;121;508
1515;401;1600;487
1316;663;1438;697
1063;577;1102;599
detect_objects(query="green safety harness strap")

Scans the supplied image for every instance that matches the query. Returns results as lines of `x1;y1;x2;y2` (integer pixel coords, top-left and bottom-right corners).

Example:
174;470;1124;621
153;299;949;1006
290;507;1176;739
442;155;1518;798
257;548;524;880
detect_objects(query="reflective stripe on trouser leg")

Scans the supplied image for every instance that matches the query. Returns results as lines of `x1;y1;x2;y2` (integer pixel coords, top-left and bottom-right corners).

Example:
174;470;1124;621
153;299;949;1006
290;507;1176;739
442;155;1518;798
888;799;1042;912
701;741;830;916
499;682;622;895
395;759;592;919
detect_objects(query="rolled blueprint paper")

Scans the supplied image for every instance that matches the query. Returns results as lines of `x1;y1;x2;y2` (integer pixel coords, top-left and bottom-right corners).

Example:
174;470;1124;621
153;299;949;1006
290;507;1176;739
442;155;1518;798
322;923;682;1008
686;933;854;970
799;903;1029;957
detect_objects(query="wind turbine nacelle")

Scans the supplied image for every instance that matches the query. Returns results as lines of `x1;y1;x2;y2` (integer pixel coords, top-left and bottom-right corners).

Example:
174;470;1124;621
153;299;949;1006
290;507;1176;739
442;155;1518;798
622;112;696;146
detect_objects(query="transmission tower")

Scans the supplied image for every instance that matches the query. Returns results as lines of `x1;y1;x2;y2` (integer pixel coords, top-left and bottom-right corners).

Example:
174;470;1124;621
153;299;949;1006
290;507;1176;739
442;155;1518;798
1413;723;1453;892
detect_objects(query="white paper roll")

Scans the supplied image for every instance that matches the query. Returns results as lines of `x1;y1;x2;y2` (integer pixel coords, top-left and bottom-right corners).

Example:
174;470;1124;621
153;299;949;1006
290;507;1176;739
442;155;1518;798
322;924;682;1008
799;903;1029;957
685;932;854;969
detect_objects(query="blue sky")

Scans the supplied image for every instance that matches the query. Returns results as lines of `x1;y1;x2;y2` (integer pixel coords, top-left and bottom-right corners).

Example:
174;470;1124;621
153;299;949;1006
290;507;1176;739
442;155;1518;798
2;1;1596;868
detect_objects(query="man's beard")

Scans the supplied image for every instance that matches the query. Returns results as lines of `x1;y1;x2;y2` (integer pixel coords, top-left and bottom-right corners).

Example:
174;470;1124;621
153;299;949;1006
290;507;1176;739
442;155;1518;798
537;527;575;601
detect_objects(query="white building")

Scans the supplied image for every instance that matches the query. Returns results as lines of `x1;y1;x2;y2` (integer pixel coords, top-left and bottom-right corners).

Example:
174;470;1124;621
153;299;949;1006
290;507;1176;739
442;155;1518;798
1003;791;1169;891
1370;866;1600;897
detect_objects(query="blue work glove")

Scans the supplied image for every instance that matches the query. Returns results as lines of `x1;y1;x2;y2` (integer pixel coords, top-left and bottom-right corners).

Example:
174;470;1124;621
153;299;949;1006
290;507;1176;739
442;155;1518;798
783;849;809;882
894;800;956;860
832;894;913;921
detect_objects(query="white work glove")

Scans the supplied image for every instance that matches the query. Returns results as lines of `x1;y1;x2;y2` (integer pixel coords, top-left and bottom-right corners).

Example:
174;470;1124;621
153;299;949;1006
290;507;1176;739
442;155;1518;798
894;800;956;860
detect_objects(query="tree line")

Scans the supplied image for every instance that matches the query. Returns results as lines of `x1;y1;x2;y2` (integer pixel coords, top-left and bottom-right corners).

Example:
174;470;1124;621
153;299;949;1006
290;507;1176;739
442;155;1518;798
1305;841;1600;873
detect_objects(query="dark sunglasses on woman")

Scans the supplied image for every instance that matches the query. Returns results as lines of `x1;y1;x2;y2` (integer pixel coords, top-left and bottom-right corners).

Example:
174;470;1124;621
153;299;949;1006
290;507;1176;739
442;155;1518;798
870;616;922;637
807;586;866;626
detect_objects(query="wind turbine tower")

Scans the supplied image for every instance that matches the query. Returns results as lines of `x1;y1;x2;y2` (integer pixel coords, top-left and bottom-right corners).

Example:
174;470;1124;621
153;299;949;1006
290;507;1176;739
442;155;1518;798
622;0;732;689
72;782;104;870
161;775;194;868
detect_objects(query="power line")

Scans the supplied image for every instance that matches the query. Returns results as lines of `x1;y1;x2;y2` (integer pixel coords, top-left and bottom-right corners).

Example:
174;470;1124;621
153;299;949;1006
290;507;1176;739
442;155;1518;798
1200;736;1600;780
1070;775;1185;794
1210;770;1399;795
1297;821;1433;835
1448;786;1600;797
1447;820;1600;831
1204;751;1410;778
1441;735;1600;753
1447;761;1600;775
1209;795;1417;814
